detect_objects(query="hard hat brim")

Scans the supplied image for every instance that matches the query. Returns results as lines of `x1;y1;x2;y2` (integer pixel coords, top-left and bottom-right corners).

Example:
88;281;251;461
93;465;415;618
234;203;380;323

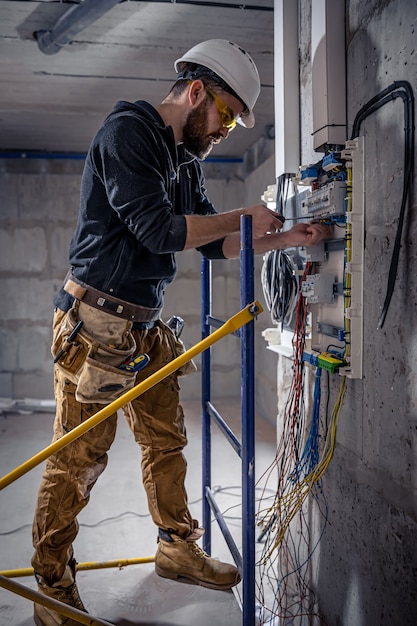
238;110;255;129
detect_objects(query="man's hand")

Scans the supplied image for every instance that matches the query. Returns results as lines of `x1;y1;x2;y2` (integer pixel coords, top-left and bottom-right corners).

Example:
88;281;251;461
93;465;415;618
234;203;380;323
222;219;333;258
282;222;333;248
184;204;284;250
242;204;284;238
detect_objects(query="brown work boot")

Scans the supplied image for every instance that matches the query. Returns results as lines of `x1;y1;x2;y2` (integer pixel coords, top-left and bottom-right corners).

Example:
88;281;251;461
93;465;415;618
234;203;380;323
155;530;241;591
34;564;87;626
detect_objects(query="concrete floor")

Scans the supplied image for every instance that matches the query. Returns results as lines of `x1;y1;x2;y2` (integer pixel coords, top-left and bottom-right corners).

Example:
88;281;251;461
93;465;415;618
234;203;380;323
0;398;277;626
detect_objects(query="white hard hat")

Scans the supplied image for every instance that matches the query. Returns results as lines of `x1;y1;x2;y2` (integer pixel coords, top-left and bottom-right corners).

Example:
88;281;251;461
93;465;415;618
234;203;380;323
174;39;260;128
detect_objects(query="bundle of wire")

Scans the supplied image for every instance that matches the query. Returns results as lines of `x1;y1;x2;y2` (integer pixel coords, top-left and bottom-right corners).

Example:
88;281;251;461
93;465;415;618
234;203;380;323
255;263;347;623
263;375;346;555
290;367;322;484
261;249;298;327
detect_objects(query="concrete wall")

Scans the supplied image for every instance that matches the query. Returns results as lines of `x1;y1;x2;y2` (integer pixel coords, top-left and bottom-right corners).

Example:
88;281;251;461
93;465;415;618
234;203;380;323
0;155;276;417
297;1;417;624
0;158;84;400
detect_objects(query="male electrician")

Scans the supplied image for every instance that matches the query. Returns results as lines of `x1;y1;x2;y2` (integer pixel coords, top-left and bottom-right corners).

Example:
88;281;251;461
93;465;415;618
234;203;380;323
32;39;331;626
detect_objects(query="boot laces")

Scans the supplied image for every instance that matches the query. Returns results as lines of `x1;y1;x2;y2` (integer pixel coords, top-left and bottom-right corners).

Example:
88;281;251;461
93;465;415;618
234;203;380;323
67;583;85;610
188;542;209;561
53;582;85;610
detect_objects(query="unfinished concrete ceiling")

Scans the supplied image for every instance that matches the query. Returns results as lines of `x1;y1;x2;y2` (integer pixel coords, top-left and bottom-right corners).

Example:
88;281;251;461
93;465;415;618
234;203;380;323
0;0;275;169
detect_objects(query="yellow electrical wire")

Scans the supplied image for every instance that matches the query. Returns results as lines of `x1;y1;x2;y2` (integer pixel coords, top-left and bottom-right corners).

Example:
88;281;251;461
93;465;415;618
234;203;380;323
259;376;346;560
256;167;353;619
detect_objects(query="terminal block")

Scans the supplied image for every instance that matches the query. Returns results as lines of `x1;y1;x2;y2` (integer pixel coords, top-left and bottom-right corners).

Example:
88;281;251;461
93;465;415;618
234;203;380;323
322;152;343;172
299;166;319;185
317;352;347;373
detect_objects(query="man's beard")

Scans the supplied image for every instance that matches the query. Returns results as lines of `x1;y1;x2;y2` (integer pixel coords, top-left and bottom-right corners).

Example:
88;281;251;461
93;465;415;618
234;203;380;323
182;96;220;160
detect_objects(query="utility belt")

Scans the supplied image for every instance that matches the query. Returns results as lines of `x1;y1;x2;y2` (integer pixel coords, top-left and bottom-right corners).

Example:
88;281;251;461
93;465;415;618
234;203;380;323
51;300;142;404
51;299;196;406
63;272;162;323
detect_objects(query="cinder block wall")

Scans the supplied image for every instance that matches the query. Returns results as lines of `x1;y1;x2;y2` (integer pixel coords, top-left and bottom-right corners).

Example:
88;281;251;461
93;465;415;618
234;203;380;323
297;1;417;624
0;158;84;399
0;155;276;419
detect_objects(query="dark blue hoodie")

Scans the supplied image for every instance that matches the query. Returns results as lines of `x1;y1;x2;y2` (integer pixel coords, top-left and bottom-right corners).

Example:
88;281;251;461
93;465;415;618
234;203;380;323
54;100;225;312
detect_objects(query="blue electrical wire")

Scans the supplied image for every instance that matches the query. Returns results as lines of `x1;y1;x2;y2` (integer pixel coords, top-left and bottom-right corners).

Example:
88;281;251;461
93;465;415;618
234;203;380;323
289;367;322;483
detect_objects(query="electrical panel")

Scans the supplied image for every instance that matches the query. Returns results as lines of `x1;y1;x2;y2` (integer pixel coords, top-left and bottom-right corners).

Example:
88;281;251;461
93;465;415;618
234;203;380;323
262;137;364;379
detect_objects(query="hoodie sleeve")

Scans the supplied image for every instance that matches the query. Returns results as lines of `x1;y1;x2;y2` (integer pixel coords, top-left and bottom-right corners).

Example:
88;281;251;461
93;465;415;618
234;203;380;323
90;111;187;254
191;161;227;258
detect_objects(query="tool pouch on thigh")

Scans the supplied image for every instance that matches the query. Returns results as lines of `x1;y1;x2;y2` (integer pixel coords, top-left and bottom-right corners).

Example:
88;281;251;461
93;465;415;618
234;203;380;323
163;321;197;377
52;305;137;404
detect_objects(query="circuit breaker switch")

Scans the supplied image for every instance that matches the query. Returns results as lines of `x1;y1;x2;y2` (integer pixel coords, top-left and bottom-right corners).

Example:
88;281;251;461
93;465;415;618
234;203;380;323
301;273;335;304
301;180;346;217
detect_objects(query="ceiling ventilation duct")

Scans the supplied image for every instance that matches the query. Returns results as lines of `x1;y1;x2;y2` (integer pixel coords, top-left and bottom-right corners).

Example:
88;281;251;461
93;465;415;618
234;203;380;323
34;0;121;55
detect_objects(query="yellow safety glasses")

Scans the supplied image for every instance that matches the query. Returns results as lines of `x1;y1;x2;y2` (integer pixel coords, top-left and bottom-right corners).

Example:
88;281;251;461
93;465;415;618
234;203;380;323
204;84;238;131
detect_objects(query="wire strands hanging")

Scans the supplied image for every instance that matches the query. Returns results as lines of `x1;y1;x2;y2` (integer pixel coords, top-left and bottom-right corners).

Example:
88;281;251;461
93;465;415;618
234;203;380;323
255;263;319;622
350;80;415;330
290;367;322;483
261;172;299;328
255;261;348;624
275;172;294;217
261;250;298;327
255;371;347;623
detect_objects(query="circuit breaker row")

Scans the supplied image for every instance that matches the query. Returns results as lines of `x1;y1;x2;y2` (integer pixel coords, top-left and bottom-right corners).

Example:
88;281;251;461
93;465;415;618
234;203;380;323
299;138;364;378
263;138;364;378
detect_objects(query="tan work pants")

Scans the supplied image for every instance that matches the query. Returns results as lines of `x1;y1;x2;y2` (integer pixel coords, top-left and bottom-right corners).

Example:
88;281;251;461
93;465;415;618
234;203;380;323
32;308;194;585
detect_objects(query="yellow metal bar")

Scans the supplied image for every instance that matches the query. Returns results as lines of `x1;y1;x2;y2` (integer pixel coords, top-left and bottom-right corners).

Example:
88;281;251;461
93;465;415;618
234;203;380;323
76;555;155;572
0;555;155;579
0;301;262;492
0;574;114;625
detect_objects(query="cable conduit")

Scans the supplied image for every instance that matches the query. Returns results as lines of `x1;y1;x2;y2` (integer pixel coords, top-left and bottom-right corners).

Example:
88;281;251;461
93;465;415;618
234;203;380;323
34;0;122;55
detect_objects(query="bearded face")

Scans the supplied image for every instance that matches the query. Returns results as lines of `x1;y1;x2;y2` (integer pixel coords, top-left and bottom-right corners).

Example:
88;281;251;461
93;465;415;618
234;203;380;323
182;95;221;160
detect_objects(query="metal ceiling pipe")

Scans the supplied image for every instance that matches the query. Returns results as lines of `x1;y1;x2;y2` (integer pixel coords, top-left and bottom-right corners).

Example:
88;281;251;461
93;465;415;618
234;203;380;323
34;0;121;55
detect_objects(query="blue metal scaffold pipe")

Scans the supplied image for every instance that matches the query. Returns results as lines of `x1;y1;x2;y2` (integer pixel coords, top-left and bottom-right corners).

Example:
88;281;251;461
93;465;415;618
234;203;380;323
201;215;256;626
240;215;256;626
201;256;212;555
